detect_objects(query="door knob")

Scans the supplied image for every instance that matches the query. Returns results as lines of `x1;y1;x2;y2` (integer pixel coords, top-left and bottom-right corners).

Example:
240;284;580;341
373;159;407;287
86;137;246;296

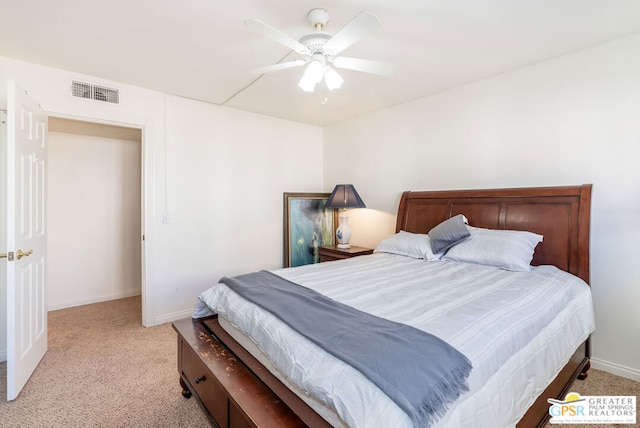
16;249;33;260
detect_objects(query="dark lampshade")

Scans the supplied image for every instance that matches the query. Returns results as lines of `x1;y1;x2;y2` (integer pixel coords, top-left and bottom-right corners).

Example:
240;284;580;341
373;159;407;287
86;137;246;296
325;184;366;209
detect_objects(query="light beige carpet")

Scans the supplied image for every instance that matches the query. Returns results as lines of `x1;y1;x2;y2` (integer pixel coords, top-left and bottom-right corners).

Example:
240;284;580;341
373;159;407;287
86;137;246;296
0;296;211;427
1;297;638;427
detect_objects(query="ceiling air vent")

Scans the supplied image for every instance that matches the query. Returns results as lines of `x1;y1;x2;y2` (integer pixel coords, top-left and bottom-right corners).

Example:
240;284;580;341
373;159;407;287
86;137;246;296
71;81;119;104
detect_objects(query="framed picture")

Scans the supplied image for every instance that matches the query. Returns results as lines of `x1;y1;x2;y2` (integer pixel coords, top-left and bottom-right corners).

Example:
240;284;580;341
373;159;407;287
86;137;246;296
283;192;338;268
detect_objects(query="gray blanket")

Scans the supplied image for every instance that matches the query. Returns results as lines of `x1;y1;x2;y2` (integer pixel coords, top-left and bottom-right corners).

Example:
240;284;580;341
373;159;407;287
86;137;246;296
220;270;472;427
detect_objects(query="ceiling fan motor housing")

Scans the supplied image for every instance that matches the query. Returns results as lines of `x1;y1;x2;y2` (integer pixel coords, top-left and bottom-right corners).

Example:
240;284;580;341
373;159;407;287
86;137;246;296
299;32;331;53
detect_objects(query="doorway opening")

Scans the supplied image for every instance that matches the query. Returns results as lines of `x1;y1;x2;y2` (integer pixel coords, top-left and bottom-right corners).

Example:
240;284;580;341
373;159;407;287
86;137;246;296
47;117;143;322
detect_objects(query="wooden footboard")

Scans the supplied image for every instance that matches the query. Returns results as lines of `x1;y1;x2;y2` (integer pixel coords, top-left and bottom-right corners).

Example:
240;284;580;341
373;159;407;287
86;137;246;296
173;318;310;428
175;316;590;428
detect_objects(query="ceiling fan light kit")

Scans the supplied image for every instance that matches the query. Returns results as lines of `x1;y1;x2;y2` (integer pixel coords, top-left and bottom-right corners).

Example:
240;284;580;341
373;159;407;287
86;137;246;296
245;8;395;97
298;60;324;92
324;66;344;91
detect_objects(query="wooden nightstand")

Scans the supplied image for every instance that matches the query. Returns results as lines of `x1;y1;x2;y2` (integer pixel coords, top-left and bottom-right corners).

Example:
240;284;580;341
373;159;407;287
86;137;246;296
318;245;374;262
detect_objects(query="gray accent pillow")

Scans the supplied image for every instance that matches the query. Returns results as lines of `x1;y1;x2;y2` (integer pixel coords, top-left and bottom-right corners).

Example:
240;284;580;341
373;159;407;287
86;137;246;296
428;214;471;253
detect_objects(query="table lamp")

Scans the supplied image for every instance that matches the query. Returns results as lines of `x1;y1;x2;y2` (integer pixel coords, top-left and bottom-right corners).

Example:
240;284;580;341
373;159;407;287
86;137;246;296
325;184;366;249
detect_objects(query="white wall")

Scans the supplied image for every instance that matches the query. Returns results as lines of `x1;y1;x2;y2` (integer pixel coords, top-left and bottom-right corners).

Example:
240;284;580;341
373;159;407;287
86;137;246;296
154;94;324;319
323;34;640;381
0;56;324;329
47;129;141;310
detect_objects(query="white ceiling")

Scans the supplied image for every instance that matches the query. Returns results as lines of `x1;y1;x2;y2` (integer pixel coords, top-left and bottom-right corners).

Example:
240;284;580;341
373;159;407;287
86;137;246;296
1;1;640;126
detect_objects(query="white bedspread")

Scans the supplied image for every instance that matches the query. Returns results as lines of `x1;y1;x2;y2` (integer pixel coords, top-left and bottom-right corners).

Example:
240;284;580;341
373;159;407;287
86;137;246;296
194;253;595;428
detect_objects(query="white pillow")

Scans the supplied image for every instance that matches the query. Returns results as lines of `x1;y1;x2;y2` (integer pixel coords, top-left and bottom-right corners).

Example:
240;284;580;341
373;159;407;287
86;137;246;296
375;231;443;261
443;226;543;272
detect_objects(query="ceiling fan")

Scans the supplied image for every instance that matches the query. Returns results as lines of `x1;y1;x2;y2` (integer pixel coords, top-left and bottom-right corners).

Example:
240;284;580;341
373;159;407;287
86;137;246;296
245;8;396;93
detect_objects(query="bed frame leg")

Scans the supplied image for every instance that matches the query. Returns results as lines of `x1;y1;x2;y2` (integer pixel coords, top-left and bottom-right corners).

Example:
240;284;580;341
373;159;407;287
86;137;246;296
180;376;192;398
578;359;591;380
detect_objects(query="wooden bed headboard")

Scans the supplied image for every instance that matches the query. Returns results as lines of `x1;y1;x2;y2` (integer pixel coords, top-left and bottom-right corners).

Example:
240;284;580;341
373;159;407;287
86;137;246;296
395;185;592;284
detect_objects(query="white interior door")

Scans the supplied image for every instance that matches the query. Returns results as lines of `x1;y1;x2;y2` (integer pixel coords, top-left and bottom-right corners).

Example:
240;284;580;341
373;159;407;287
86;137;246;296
5;80;48;400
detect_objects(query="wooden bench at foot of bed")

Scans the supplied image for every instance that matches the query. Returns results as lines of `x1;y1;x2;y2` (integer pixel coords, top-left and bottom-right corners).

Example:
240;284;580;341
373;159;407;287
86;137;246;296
174;318;305;428
174;317;330;428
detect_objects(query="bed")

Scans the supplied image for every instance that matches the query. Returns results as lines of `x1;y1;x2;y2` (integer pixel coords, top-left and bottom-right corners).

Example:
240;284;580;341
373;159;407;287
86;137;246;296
173;184;594;428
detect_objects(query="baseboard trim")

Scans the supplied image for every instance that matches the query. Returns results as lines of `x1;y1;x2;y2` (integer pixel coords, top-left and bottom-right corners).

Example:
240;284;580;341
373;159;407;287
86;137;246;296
591;357;640;382
47;289;141;311
151;308;193;326
0;349;6;363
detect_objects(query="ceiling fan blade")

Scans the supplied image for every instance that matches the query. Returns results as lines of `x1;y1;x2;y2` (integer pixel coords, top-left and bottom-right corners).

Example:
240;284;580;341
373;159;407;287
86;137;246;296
332;56;397;76
245;19;310;56
323;11;381;56
250;60;307;75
